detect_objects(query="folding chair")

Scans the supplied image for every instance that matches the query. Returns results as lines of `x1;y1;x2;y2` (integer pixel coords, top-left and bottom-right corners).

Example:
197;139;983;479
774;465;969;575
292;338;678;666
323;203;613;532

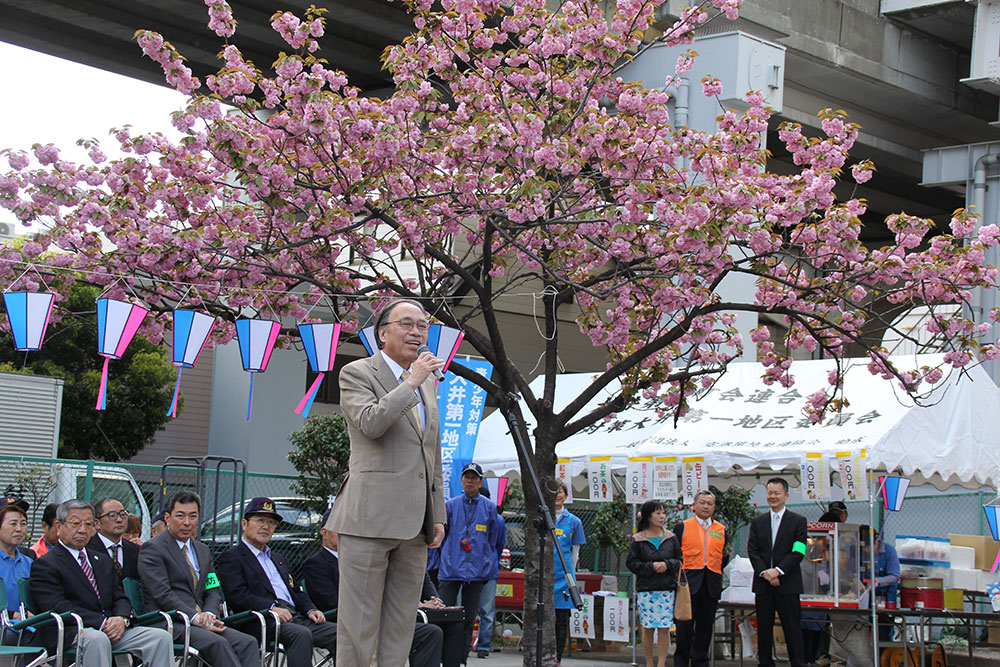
121;577;194;667
0;578;50;667
15;577;82;667
218;589;282;667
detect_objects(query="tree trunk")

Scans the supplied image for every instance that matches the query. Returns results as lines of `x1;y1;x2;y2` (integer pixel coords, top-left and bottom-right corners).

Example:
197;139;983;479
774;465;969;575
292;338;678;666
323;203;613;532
521;428;558;667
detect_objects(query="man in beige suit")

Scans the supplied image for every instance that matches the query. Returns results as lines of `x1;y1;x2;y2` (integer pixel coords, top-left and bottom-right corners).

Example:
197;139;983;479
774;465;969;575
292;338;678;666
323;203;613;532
327;299;447;666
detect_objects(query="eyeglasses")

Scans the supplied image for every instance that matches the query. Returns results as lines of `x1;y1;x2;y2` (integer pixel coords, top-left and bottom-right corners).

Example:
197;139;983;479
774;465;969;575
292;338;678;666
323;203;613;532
386;318;430;333
65;520;96;530
99;510;129;520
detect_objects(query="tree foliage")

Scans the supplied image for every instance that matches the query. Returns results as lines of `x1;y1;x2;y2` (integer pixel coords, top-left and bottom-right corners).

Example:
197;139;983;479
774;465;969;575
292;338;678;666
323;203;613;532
1;0;998;662
287;412;351;513
0;283;177;460
707;484;756;555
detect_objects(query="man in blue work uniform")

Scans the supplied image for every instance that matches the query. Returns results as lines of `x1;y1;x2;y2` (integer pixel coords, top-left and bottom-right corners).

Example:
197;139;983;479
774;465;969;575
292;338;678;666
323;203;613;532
861;526;900;643
438;463;501;664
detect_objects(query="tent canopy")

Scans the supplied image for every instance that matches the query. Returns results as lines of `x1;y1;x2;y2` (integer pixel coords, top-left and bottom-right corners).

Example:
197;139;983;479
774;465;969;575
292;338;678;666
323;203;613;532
473;354;1000;490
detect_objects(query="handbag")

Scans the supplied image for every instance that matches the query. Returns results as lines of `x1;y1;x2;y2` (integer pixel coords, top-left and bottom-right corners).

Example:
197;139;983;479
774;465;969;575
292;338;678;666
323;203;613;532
674;568;693;621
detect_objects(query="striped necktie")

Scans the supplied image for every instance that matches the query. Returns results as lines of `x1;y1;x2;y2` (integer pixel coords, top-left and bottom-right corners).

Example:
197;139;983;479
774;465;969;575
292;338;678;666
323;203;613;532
78;551;101;601
109;544;124;579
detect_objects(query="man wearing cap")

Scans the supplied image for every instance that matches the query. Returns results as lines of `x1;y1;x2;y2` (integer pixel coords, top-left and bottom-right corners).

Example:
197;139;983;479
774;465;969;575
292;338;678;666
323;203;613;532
326;298;446;667
0;495;37;643
822;501;848;523
747;478;808;667
88;498;140;580
438;463;502;663
217;497;337;667
139;490;260;667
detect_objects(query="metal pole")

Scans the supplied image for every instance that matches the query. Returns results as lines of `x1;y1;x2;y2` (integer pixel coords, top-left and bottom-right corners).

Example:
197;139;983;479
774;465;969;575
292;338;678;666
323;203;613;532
631;501;638;666
870;471;879;667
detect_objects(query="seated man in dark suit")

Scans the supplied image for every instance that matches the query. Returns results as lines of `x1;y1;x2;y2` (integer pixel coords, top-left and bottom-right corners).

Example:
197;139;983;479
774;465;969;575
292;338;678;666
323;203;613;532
139;490;260;667
217;498;337;667
30;499;173;667
304;513;448;667
88;498;139;581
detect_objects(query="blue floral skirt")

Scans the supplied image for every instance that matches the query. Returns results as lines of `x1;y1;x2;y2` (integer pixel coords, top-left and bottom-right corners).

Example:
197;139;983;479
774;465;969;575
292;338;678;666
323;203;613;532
637;589;675;629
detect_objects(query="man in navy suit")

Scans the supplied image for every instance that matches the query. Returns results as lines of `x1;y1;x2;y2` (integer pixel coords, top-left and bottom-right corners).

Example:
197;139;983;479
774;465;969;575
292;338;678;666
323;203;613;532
30;499;172;667
747;478;808;667
216;497;337;667
88;498;140;580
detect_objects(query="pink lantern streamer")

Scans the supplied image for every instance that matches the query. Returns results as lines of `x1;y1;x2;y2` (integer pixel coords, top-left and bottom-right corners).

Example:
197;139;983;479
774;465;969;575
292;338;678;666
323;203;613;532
95;298;150;411
167;309;216;418
235;318;281;421
295;322;342;419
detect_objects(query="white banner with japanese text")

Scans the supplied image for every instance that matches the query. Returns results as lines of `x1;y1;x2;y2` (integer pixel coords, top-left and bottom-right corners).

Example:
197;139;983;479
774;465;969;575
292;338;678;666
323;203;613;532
682;457;707;503
626;457;654;504
602;596;630;642
570;594;596;639
589;456;612;502
800;452;828;500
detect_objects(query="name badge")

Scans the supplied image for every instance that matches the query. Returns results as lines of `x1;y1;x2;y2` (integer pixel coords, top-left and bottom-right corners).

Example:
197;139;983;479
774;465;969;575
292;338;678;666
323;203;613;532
709;530;723;540
476;524;487;532
555;528;564;536
205;572;220;590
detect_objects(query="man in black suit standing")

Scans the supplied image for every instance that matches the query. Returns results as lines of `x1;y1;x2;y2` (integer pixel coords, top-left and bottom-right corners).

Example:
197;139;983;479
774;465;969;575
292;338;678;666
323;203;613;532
139;490;260;667
88;498;139;580
217;497;337;667
30;499;173;667
747;478;808;667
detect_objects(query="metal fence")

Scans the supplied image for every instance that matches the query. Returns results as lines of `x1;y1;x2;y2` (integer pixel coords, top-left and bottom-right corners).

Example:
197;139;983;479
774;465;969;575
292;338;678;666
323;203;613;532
3;453;993;582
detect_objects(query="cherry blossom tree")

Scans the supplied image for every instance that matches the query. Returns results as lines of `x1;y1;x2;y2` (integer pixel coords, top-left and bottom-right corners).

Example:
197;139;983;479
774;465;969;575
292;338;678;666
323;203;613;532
1;0;998;662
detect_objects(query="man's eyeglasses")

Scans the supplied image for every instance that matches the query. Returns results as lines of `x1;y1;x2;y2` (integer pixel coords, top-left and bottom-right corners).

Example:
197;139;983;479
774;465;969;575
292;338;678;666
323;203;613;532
99;510;129;520
386;318;430;333
65;520;96;530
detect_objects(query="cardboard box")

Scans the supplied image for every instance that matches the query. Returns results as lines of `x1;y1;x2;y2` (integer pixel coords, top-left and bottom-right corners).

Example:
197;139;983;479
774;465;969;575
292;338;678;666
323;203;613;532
989;621;1000;645
943;588;964;610
949;534;1000;571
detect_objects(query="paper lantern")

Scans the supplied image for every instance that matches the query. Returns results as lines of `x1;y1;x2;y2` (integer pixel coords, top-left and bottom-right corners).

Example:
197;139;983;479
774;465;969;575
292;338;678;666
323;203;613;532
359;322;464;375
484;477;509;508
95;298;150;411
3;291;55;351
880;476;910;512
166;309;216;418
295;322;342;419
235;318;281;421
985;502;1000;573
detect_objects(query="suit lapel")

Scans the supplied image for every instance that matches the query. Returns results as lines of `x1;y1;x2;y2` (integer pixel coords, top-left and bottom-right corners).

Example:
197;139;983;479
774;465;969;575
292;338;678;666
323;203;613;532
372;352;425;438
55;544;102;607
239;543;277;597
165;537;198;593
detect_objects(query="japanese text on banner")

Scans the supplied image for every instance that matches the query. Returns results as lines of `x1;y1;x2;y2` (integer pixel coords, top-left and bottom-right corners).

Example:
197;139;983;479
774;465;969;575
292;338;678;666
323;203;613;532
800;452;827;500
437;359;493;498
836;450;868;501
589;457;612;502
654;457;678;500
557;458;573;504
627;457;654;504
682;457;707;503
602;597;630;642
570;594;595;639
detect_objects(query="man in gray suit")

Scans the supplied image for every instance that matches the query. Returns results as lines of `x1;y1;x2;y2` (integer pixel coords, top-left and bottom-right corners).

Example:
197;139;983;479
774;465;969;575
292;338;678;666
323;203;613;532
327;298;447;666
138;490;260;667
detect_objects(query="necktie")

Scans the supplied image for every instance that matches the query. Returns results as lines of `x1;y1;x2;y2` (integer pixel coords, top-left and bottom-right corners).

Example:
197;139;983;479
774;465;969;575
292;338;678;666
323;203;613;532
78;551;101;601
399;371;423;433
109;544;124;579
182;544;202;612
771;512;780;545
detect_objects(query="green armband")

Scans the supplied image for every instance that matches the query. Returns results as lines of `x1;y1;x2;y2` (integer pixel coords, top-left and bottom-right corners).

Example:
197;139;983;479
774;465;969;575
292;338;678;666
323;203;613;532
205;572;220;590
792;541;807;555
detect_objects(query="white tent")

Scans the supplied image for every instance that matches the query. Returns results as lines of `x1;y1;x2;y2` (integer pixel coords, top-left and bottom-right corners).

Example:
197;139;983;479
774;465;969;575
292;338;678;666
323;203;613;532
473;354;1000;489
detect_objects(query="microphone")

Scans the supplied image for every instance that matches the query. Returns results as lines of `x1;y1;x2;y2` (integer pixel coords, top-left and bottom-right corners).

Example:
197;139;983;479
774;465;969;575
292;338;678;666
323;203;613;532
417;344;446;380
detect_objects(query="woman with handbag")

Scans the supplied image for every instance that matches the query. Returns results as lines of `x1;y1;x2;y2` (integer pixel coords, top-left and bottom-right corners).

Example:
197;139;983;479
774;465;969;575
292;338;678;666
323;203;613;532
627;500;683;667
